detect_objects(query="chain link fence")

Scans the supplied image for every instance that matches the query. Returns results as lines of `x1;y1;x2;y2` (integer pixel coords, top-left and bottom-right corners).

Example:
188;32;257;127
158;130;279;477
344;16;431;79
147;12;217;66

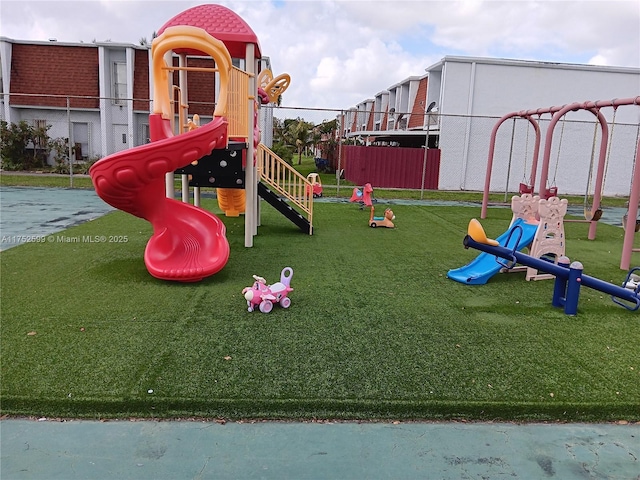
2;93;189;173
438;112;639;198
2;94;638;197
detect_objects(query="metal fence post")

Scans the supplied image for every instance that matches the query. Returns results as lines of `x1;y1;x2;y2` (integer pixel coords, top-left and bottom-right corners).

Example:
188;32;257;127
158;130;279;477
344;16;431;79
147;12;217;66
66;96;73;188
337;111;343;196
420;139;428;200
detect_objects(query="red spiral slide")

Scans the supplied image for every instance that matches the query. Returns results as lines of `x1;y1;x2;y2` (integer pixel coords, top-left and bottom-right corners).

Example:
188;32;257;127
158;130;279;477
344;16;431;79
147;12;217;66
90;114;230;282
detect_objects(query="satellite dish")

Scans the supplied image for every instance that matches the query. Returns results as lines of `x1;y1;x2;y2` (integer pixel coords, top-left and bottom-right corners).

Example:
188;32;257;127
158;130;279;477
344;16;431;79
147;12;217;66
426;101;437;113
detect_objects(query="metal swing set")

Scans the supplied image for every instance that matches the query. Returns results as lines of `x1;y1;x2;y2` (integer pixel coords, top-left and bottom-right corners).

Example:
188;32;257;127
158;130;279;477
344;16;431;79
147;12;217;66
482;96;640;271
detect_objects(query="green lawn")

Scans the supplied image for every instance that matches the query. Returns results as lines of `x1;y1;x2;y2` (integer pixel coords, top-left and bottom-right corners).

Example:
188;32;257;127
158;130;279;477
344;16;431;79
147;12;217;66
1;193;639;421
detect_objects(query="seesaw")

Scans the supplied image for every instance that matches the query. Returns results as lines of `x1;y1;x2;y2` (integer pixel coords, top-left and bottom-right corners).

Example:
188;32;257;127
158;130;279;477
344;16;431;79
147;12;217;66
461;219;640;315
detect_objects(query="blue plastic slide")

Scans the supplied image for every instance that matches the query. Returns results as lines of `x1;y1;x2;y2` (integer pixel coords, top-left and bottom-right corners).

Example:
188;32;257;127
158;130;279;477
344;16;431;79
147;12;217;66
447;218;538;285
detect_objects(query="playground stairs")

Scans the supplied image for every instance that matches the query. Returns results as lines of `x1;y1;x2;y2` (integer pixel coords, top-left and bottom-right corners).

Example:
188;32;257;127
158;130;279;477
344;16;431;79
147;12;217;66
256;144;313;235
175;143;313;234
257;182;311;234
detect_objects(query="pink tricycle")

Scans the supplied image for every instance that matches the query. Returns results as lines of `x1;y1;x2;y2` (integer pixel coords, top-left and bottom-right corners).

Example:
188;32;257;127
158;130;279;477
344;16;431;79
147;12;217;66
241;267;294;313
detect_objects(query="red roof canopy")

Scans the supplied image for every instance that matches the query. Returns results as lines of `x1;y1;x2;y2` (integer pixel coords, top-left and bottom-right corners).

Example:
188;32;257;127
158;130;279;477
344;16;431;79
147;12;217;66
157;4;261;59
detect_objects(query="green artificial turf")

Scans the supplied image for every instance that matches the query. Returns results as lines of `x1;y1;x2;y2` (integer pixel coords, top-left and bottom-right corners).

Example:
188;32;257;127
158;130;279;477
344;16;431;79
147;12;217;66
1;198;639;422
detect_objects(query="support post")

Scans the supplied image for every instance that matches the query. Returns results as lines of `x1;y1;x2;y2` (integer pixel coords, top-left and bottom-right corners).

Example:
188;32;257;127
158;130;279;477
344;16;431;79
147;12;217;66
564;261;583;315
552;256;571;308
244;43;256;247
337;112;343;197
420;138;428;200
67;97;74;188
621;136;640;270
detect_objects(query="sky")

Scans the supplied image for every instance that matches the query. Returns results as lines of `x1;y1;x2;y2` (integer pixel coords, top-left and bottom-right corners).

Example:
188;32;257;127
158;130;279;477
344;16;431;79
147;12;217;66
1;0;639;124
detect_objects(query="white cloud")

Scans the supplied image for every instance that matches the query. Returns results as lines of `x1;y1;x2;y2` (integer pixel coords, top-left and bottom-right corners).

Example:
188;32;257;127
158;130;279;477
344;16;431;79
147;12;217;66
426;0;640;66
1;0;638;124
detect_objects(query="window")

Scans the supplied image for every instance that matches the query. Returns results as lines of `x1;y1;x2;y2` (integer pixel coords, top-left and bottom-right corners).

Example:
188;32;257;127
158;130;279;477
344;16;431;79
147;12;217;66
140;124;150;144
113;62;127;104
32;119;48;148
72;122;90;161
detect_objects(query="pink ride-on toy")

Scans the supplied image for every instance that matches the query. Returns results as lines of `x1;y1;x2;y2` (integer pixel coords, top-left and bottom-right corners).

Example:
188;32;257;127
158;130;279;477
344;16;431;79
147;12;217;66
242;267;294;313
349;183;374;209
369;206;395;228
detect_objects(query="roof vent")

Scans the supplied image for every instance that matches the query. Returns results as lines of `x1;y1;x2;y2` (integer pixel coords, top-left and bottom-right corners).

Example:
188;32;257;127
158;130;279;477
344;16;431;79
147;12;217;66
49;38;57;42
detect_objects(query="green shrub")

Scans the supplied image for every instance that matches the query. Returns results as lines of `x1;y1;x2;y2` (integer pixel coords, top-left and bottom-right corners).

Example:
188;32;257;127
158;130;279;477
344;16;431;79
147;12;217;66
0;120;71;171
1;120;35;169
271;141;293;164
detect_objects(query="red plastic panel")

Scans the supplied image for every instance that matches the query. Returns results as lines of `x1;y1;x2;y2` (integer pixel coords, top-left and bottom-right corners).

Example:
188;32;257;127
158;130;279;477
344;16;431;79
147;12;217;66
343;146;440;190
158;4;261;58
89;117;230;282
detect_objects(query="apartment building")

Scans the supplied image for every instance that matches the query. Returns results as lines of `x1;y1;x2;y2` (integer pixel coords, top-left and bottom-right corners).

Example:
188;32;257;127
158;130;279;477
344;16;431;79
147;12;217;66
341;56;640;195
0;36;275;165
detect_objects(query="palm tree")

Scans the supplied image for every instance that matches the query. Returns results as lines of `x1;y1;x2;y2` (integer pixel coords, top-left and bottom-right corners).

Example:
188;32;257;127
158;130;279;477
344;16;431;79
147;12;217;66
311;131;322;157
287;118;313;165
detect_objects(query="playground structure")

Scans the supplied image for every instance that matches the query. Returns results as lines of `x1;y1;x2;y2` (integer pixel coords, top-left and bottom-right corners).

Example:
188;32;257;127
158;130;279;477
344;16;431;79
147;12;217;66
481;97;640;271
179;67;293;218
462;218;640;315
89;4;315;282
448;194;567;284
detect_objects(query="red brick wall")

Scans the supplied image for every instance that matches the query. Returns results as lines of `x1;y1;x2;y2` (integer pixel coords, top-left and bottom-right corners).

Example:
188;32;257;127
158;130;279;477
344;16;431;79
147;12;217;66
133;49;150;112
407;77;428;129
366;104;374;131
10;44;99;109
9;43;224;116
168;57;217;117
186;57;216;117
381;107;388;130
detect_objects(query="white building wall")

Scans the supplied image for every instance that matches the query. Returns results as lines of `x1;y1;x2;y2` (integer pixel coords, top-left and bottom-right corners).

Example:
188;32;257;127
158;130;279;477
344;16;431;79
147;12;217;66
387;88;397;130
373;92;389;131
433;57;640;195
0;39;12;122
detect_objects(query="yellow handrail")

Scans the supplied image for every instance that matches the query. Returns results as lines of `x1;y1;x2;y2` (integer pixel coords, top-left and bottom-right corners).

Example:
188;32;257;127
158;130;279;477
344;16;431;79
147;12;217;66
227;67;251;139
257;144;313;234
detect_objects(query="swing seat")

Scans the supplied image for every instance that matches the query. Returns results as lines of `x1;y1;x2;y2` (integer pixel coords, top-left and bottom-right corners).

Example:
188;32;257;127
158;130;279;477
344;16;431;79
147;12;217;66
622;214;640;233
584;207;603;222
519;183;534;195
544;186;558;198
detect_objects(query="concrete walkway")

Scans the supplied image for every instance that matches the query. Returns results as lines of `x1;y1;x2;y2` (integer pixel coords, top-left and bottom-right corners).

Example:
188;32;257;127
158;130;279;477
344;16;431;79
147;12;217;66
1;419;638;479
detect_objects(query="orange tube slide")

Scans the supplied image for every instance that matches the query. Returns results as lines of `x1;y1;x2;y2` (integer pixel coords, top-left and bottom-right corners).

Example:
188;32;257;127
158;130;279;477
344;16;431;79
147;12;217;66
217;188;246;217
